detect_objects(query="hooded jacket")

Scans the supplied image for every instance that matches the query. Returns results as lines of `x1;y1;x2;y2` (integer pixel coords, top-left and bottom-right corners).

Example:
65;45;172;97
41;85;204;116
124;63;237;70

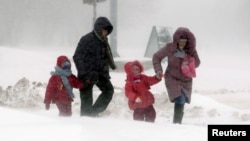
44;55;83;104
152;27;201;103
124;60;161;110
73;17;115;83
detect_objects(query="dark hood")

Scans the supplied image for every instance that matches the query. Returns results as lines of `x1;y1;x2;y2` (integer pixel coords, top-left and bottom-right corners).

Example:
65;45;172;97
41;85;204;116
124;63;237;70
94;17;113;36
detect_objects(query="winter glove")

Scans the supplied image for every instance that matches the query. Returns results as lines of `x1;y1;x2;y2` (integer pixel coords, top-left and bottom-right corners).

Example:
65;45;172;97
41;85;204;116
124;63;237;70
88;79;98;85
45;103;50;110
82;79;91;86
135;97;142;103
156;71;163;80
81;78;97;88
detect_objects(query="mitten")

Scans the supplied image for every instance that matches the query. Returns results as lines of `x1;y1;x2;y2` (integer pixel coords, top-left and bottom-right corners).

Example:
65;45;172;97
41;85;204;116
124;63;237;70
135;97;142;103
156;71;163;80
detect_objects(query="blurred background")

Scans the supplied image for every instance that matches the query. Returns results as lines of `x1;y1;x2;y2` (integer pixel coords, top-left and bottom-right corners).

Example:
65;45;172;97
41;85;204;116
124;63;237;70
0;0;249;57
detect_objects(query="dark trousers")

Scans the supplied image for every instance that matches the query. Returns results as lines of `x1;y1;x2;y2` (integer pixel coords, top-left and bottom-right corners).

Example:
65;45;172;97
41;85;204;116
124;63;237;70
173;103;184;124
133;105;156;122
173;91;186;124
80;76;114;117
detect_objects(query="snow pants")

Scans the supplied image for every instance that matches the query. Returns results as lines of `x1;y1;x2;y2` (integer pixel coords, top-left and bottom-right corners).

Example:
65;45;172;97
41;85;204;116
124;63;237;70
133;105;156;122
56;102;72;117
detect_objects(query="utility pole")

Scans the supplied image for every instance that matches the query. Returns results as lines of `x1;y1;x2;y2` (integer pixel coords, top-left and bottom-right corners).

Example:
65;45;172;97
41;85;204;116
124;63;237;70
83;0;97;26
110;0;119;57
92;0;97;27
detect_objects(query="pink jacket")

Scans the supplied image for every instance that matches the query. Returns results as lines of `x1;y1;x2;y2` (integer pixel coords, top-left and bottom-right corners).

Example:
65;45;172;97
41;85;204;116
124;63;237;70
124;60;161;110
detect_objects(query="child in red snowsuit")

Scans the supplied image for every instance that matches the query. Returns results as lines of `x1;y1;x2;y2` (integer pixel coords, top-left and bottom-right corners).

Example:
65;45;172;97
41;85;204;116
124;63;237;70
124;60;162;122
44;55;84;116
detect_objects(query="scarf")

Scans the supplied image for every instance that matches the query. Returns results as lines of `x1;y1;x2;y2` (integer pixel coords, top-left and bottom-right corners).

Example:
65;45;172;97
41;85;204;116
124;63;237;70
126;74;142;83
104;40;117;70
51;66;75;98
94;30;117;70
174;48;186;58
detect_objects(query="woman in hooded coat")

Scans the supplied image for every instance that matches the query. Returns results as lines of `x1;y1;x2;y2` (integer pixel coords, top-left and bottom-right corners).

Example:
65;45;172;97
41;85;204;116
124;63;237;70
124;60;161;122
44;55;84;116
152;27;201;124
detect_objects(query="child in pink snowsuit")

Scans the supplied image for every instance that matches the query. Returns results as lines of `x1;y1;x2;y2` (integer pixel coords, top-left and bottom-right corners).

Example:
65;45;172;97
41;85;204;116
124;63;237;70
44;55;84;116
124;60;162;122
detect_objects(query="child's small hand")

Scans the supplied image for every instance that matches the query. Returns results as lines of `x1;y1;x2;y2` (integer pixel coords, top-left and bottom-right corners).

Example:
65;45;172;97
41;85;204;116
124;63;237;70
156;71;163;80
135;97;142;103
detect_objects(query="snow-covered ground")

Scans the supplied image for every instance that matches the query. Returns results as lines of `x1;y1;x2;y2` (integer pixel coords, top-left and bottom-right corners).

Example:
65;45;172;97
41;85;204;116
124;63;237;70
0;46;250;141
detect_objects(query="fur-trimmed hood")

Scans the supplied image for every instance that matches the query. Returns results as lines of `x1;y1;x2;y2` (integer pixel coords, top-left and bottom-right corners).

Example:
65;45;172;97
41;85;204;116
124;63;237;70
173;27;196;55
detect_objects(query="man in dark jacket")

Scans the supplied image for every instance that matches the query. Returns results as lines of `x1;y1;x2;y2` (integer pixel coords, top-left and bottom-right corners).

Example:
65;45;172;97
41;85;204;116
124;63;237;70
73;17;116;117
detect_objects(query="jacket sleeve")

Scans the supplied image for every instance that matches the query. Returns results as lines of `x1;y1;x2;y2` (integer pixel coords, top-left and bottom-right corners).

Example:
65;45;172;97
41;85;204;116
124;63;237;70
73;35;102;82
69;74;84;89
73;39;88;79
44;76;57;104
125;81;137;101
192;49;201;68
152;44;170;73
144;75;161;86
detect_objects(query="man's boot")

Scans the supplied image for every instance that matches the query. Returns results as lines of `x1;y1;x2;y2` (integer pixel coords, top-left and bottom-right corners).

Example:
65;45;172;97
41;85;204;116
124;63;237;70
173;103;184;124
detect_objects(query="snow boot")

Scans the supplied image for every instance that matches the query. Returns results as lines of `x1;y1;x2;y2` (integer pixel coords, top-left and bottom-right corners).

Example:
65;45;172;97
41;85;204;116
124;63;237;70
173;103;184;124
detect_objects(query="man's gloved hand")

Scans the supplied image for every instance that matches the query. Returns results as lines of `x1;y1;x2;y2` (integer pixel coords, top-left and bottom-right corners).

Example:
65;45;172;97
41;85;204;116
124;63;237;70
45;103;50;110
